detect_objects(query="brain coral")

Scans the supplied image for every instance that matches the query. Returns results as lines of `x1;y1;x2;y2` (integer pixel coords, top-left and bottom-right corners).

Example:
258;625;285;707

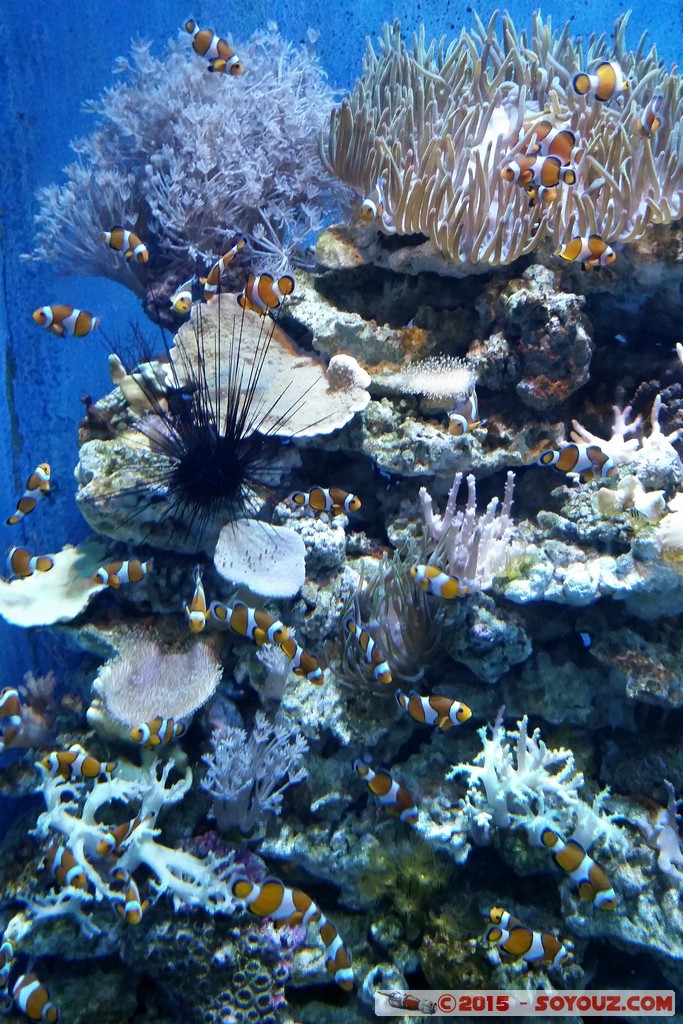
321;13;683;273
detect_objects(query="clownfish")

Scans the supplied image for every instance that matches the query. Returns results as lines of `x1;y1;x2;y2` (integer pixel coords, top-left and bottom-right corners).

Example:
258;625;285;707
539;828;618;909
6;546;54;579
184;565;209;634
45;842;88;891
185;18;243;75
96;812;154;856
485;907;573;968
354;760;418;824
111;869;150;925
100;226;149;263
634;92;664;138
230;876;354;990
501;154;576;188
553;234;616;270
237;272;294;316
12;974;59;1024
209;600;324;682
395;689;472;730
287;487;361;516
169;276;198;314
359;182;385;222
0;687;22;749
0;939;13;987
199;238;247;301
524;183;557;208
537;443;616;483
6;464;51;526
448;385;486;437
130;716;187;749
39;747;116;782
573;60;628;102
286;640;324;685
344;617;392;685
32;305;99;338
526;121;578;164
92;558;154;588
410;564;466;600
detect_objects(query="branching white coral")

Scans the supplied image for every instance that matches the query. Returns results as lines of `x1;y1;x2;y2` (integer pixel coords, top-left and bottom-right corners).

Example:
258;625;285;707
637;781;683;887
571;395;681;467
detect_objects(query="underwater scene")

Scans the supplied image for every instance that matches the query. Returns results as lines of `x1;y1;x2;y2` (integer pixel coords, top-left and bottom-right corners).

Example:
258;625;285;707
1;0;683;1021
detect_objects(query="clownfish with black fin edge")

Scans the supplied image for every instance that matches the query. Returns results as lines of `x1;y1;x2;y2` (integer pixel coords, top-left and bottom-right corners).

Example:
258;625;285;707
344;617;392;685
359;181;385;222
32;305;99;338
410;564;466;600
501;154;576;188
634;92;664;138
6;546;54;579
92;558;154;588
524;183;557;208
184;18;243;75
184;565;209;634
96;812;154;856
39;746;116;782
554;234;616;270
169;276;198;315
287;486;361;517
111;869;150;925
130;716;187;749
283;638;325;685
354;760;418;824
6;463;50;526
12;973;59;1024
539;827;618;909
0;687;22;749
45;842;88;891
237;272;294;316
537;442;616;483
199;238;247;302
485;907;573;968
448;385;486;437
395;689;472;730
209;600;290;646
573;60;628;102
526;121;578;164
100;226;149;263
230;875;354;990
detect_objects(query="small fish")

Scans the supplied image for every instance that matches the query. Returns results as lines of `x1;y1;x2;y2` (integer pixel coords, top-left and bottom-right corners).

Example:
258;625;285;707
501;154;576;188
344;617;392;685
92;558;154;588
537;442;616;483
185;18;243;75
395;689;472;730
0;687;22;750
287;486;361;516
169;276;198;314
230;876;353;990
526;121;578;163
237;272;294;316
100;226;149;263
32;305;99;338
539;828;618;909
6;463;51;526
96;812;154;855
6;546;54;579
111;869;149;925
360;182;385;222
129;716;186;749
184;565;209;634
12;973;59;1024
572;60;628;102
579;631;592;648
39;747;116;782
485;907;573;968
410;564;466;599
199;238;247;301
209;600;290;645
634;92;664;138
354;760;418;824
554;233;616;270
524;183;558;207
448;385;486;437
614;333;629;345
45;842;88;891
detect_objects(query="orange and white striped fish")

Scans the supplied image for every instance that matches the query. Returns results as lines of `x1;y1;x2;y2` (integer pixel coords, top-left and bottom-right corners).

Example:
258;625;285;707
237;272;294;316
501;154;576;188
344;617;392;685
39;747;116;782
184;566;209;633
539;828;618;909
554;234;616;270
230;875;354;990
6;463;50;526
130;716;186;749
185;18;243;75
100;226;149;263
0;687;22;749
485;907;573;968
210;600;323;683
409;564;466;600
360;182;385;222
634;92;664;138
12;973;59;1024
45;842;88;891
353;760;418;824
573;60;628;102
111;869;149;925
32;305;99;338
448;385;486;437
6;546;54;579
526;120;578;164
169;276;197;315
200;238;247;301
287;487;361;516
537;442;616;483
395;689;472;730
96;812;154;855
93;558;154;588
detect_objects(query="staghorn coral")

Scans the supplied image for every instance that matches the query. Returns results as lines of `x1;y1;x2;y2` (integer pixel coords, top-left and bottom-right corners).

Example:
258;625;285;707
322;14;683;273
25;27;353;304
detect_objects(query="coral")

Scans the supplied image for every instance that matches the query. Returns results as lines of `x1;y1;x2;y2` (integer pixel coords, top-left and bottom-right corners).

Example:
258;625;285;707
637;781;683;887
571;394;682;472
419;471;522;591
657;492;683;557
592;473;665;521
26;28;353;304
322;14;683;273
378;357;476;403
2;672;58;750
91;632;223;727
201;711;309;835
214;520;306;598
0;541;107;628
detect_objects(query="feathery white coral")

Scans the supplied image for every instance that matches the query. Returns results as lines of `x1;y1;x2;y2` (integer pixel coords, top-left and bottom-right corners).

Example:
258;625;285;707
380;357;476;401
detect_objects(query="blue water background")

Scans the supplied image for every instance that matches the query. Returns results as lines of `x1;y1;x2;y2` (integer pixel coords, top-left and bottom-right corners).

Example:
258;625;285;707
0;0;680;683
